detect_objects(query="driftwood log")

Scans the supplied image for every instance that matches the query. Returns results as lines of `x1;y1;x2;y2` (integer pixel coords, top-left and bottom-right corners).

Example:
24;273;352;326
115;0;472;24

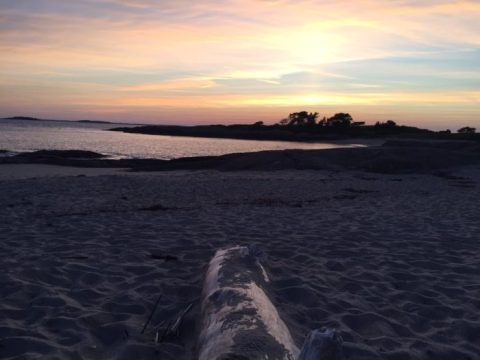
197;245;344;360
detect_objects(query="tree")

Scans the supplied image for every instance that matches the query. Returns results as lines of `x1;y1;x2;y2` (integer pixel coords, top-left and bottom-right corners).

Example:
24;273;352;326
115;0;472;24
326;113;353;128
457;126;476;134
375;120;397;128
306;112;319;126
285;111;318;126
385;120;397;127
253;121;264;127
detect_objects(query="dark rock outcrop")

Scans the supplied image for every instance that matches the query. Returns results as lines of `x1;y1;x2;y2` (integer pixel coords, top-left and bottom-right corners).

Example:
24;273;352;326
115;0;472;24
1;141;479;174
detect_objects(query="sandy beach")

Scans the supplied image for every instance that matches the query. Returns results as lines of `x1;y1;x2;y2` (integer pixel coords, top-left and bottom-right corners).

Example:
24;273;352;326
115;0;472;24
0;162;479;359
4;0;480;357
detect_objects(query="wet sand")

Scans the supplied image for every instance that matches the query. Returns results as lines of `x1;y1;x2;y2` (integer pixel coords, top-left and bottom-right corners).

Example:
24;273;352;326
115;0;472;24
0;164;479;359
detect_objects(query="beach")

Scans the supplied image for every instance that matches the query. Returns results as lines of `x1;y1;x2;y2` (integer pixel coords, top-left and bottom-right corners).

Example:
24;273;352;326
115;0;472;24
1;161;479;359
4;0;480;358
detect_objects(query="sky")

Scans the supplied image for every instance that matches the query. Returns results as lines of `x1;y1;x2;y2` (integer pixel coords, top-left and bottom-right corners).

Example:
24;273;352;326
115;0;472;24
0;0;479;129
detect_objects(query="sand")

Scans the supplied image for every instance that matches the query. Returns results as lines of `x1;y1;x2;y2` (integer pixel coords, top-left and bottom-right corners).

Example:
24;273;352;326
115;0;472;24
0;164;479;359
0;164;126;181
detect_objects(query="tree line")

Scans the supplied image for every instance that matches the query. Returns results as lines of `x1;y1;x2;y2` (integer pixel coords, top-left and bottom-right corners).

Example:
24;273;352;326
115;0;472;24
271;111;475;134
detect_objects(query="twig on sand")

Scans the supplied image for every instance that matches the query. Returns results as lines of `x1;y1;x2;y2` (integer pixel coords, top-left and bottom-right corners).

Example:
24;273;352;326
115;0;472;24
157;302;194;342
141;294;163;334
169;302;193;336
155;320;166;344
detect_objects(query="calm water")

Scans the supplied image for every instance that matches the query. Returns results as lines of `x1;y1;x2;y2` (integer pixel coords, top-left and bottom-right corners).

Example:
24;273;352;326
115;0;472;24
0;119;365;159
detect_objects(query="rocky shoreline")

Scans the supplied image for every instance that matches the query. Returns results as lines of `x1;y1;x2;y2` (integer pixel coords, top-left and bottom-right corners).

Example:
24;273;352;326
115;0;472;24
1;140;479;174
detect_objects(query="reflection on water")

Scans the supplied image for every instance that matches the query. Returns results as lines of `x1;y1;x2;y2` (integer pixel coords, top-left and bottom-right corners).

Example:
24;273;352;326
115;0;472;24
0;119;366;160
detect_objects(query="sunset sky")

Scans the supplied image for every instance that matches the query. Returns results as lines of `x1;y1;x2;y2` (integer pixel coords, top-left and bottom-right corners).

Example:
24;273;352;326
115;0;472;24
1;0;479;128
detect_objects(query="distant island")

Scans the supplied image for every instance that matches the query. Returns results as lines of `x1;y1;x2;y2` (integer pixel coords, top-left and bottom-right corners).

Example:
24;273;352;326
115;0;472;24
6;116;40;121
111;111;479;142
76;120;112;124
4;116;113;125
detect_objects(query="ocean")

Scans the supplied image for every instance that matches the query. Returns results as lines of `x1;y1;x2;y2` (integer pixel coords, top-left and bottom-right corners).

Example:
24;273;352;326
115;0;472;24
0;118;365;159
